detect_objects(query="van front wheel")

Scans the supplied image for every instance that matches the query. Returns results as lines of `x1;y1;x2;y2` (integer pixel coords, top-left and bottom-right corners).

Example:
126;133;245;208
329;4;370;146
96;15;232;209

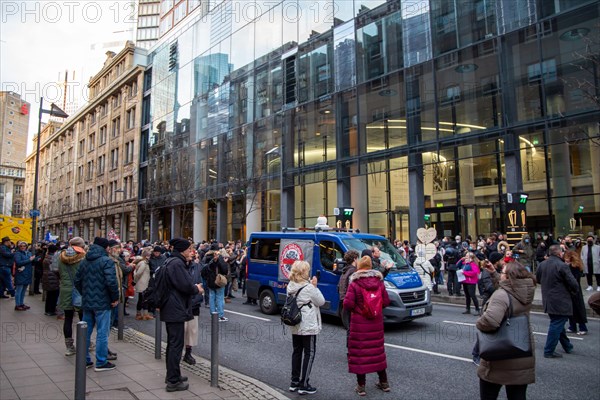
259;290;278;315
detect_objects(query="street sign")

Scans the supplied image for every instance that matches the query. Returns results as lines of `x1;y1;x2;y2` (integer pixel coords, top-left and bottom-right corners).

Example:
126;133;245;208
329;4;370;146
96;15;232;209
29;209;40;218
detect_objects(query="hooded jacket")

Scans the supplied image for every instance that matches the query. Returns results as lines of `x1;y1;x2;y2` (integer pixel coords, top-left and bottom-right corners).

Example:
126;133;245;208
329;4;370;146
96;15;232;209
343;269;391;375
42;251;60;291
133;258;151;292
14;249;33;286
74;244;119;311
160;251;200;323
58;248;86;311
513;236;534;266
476;278;536;385
286;280;325;336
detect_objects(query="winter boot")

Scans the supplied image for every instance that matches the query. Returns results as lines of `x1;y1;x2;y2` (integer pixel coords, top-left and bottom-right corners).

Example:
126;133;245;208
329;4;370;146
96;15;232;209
65;338;76;356
135;312;143;320
183;347;196;365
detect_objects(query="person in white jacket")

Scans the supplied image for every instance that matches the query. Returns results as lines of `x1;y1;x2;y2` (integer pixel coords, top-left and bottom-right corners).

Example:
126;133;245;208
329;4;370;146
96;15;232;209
287;260;325;396
413;257;435;291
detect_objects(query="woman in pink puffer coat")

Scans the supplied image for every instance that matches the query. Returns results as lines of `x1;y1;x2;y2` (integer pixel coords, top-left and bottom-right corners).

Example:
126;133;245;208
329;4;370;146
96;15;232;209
459;252;481;314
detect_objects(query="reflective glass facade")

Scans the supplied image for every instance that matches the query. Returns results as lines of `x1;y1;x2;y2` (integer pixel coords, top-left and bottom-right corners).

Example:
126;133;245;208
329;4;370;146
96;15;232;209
141;0;600;242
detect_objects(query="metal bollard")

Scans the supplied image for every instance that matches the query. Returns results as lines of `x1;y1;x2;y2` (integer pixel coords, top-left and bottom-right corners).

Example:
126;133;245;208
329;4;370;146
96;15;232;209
118;290;124;340
210;312;219;387
74;321;87;400
154;311;162;360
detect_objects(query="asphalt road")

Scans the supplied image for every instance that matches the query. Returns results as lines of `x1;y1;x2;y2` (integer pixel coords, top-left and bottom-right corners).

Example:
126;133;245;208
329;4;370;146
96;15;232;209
128;296;600;400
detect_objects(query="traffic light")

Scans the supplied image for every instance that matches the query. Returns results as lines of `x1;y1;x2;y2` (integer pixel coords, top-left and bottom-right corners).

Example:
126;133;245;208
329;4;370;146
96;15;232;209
424;214;431;223
578;205;584;213
340;207;354;229
519;194;528;204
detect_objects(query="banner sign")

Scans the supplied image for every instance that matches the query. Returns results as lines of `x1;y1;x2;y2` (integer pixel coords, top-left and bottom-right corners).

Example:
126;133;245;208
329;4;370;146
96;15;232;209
278;239;314;282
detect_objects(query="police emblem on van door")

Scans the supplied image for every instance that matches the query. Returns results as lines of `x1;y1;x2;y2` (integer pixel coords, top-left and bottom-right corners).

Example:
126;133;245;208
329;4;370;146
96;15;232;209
280;243;304;280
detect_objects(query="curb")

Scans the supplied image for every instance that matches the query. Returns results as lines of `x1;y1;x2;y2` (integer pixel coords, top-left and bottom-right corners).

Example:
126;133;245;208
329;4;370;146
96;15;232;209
112;327;290;400
431;294;599;318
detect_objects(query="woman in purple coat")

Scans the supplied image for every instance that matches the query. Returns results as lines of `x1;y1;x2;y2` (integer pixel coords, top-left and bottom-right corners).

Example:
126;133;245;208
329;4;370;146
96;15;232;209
343;256;391;396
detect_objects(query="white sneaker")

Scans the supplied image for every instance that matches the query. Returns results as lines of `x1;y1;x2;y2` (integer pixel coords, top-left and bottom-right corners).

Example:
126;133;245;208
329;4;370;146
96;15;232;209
586;286;593;291
597;287;600;292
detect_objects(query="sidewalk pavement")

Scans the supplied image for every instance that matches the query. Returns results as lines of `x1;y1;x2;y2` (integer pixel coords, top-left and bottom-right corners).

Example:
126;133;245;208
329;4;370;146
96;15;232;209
0;293;289;400
432;282;600;317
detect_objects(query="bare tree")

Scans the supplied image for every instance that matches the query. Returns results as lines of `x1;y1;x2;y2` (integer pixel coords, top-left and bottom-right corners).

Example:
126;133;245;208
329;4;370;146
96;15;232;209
561;23;600;146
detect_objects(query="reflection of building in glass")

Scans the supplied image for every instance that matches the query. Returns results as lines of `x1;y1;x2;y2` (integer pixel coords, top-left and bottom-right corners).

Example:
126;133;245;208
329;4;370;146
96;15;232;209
141;1;600;243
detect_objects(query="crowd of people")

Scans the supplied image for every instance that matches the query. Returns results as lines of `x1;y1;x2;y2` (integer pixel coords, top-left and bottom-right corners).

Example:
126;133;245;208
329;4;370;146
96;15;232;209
1;231;599;398
0;234;250;392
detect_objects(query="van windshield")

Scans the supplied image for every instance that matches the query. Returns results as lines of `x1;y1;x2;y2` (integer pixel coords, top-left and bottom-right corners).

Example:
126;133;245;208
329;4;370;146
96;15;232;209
342;238;410;271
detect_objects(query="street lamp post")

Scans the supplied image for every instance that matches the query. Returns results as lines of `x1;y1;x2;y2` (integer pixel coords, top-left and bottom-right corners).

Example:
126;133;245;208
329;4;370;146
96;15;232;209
30;98;68;295
114;188;125;340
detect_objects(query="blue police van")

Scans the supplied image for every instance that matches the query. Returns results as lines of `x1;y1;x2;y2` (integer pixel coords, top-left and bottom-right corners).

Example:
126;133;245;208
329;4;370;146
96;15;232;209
246;230;432;323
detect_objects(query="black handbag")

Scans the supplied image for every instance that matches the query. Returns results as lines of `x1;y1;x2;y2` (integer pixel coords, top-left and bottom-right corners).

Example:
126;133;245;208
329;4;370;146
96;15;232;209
477;290;532;361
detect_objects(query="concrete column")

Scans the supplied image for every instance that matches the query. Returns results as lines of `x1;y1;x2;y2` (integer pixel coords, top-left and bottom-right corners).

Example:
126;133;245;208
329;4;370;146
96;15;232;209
216;200;227;243
458;144;475;205
150;212;159;242
589;127;600;215
171;207;181;239
89;218;95;239
408;155;425;244
549;141;573;236
193;201;208;242
350;174;368;232
246;194;261;240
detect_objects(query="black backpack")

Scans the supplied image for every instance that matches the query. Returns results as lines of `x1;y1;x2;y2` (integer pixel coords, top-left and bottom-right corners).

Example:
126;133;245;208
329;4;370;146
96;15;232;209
281;285;310;326
142;259;172;310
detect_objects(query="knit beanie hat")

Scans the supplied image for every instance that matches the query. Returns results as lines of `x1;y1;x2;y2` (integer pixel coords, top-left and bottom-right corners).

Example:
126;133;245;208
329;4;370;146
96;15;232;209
170;237;191;253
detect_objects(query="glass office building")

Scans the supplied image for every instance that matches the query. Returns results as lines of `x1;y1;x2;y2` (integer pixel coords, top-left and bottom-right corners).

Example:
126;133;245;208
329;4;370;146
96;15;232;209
140;0;600;243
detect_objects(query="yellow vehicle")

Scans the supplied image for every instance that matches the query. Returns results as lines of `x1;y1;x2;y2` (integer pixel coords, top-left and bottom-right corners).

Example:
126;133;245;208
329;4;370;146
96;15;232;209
0;215;33;244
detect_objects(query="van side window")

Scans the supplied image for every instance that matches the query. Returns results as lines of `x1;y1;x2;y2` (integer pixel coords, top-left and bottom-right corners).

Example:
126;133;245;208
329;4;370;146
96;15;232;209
251;239;280;263
319;241;344;270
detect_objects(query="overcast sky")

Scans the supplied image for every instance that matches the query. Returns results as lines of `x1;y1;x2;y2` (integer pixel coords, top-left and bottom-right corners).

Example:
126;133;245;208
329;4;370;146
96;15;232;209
0;1;136;154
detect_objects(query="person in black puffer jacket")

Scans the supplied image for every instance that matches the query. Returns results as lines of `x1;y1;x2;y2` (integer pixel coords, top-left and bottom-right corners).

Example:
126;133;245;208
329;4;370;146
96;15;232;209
160;238;203;392
42;245;60;315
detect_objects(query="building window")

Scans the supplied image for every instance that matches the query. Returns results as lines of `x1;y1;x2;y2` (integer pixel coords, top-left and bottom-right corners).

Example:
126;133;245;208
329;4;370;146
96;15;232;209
90;112;96;125
86;161;94;180
78;139;85;156
14;185;23;195
88;133;95;151
77;165;83;183
14;201;21;216
112;117;121;137
98;155;105;175
99;125;107;145
126;107;135;129
111;148;119;169
125;141;135;164
131;81;138;97
76;192;82;210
